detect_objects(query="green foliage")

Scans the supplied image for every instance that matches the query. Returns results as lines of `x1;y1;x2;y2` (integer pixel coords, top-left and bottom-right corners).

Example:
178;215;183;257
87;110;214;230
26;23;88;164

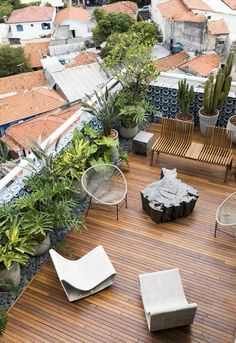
203;51;234;115
0;308;7;337
0;140;11;164
129;21;159;46
93;8;105;22
81;88;118;136
177;79;195;115
0;2;13;18
118;104;148;128
92;13;135;44
0;45;31;77
104;32;159;97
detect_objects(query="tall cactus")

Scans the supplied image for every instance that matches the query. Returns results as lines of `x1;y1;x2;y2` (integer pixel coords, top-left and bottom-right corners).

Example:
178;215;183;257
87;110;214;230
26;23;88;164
202;51;234;115
177;79;195;115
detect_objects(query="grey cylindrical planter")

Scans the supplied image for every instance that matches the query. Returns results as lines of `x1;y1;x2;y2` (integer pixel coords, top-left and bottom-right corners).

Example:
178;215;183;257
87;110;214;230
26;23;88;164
119;126;139;139
34;234;51;256
0;262;21;287
226;115;236;144
198;108;219;136
110;129;120;162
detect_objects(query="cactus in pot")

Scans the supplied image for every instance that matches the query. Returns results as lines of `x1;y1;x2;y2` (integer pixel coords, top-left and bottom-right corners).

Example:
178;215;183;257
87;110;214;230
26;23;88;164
199;51;234;135
176;79;195;121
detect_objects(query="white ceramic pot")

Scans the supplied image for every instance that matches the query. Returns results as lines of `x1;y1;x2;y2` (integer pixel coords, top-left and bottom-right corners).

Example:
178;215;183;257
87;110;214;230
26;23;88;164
119;126;139;139
226;115;236;144
198;108;219;136
0;262;21;287
110;129;120;162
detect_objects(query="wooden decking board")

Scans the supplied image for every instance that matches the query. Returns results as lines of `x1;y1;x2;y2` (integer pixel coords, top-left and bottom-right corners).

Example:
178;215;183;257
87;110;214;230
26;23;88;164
1;123;236;343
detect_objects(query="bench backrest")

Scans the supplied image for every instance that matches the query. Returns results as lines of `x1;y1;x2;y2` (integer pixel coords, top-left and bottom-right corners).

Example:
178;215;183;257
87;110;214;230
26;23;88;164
160;117;194;142
204;126;233;149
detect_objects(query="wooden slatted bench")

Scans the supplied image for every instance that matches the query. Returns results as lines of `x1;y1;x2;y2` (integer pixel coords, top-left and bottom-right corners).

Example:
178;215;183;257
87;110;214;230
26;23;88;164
151;118;234;182
150;118;194;165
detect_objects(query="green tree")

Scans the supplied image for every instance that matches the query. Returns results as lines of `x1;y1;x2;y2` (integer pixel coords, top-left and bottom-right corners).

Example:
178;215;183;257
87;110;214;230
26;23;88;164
0;45;32;77
129;21;159;46
93;8;105;23
104;32;159;97
92;13;135;44
0;2;13;18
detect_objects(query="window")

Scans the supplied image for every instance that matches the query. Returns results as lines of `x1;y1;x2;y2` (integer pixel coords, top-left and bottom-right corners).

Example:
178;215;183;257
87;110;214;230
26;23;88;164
31;24;34;27
41;23;51;30
16;24;23;32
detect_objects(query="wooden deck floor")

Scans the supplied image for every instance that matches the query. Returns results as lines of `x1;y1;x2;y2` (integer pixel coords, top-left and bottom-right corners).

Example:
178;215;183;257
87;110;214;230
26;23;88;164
2;124;236;343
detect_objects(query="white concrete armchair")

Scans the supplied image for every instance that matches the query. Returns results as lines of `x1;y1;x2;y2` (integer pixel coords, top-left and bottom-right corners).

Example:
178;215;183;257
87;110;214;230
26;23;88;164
49;245;116;302
139;268;197;331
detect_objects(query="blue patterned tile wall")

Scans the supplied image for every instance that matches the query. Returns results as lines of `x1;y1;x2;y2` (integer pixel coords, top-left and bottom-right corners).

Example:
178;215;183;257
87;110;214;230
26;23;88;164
148;85;236;127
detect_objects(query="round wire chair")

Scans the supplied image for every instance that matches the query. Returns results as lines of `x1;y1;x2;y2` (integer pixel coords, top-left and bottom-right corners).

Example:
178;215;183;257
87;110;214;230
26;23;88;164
215;192;236;237
81;164;128;220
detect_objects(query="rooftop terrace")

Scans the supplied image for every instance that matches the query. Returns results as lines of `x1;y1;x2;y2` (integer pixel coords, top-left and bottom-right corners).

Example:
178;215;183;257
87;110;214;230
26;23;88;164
2;123;236;343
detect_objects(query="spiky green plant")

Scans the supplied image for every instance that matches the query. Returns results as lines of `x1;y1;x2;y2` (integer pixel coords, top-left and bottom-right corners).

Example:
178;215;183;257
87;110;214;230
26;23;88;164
202;52;234;115
177;79;195;115
0;308;7;337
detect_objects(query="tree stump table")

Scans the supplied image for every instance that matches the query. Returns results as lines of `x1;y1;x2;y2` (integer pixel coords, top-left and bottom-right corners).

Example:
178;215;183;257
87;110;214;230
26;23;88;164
141;168;198;223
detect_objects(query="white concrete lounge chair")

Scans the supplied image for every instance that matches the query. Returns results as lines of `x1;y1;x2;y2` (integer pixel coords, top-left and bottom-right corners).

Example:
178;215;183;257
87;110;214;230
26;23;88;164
139;268;197;331
215;191;236;238
49;245;116;302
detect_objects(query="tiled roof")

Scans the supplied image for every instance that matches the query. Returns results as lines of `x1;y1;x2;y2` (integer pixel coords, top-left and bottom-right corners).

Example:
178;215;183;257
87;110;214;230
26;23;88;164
103;1;138;17
66;52;97;68
7;6;54;24
207;19;230;35
24;41;49;68
155;51;189;72
0;70;46;96
179;53;221;77
222;0;236;9
157;0;206;23
182;0;212;11
55;6;89;24
0;87;66;126
1;104;81;153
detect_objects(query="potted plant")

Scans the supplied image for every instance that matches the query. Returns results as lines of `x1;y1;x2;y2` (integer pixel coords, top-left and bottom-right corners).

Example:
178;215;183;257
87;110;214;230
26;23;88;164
226;115;236;144
199;52;234;136
176;79;195;121
0;308;7;337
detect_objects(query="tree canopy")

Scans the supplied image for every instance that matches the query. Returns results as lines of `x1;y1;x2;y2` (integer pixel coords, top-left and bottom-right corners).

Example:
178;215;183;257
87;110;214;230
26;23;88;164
0;45;32;77
129;21;160;46
92;12;135;44
0;0;39;20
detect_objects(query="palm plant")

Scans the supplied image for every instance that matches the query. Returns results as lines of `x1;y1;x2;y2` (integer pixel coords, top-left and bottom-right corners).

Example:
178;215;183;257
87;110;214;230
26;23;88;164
81;88;118;137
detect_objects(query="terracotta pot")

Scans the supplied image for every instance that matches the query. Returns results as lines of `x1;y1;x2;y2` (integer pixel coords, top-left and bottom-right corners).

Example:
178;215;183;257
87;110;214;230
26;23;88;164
226;115;236;144
176;113;193;122
198;108;219;136
0;262;21;287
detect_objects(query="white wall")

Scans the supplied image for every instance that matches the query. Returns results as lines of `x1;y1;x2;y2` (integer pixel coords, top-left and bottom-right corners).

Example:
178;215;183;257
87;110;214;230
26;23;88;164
21;0;64;6
9;20;54;40
58;19;89;37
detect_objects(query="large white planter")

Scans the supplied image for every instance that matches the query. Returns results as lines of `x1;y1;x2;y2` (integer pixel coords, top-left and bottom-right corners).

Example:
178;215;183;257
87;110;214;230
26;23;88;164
119;126;139;139
198;108;219;136
226;115;236;144
0;262;21;287
110;129;120;162
34;234;51;256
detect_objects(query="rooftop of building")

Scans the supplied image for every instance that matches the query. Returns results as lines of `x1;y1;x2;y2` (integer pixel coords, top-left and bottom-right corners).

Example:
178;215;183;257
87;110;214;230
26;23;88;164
24;41;49;69
7;6;54;24
179;53;221;77
55;6;89;24
102;1;138;17
155;51;190;72
207;18;230;35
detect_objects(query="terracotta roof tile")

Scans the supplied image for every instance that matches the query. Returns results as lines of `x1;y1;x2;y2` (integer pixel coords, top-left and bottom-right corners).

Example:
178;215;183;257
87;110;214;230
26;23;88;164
7;6;54;24
179;53;221;77
182;0;212;11
0;87;66;126
103;1;138;17
66;52;97;68
1;104;81;153
158;0;206;23
24;41;49;68
207;19;230;35
155;51;189;72
222;0;236;10
55;6;89;24
0;70;46;95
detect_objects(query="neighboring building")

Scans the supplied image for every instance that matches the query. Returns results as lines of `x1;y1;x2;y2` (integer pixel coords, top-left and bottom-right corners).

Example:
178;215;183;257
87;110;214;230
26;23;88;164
155;51;189;71
7;6;56;41
0;24;8;45
42;57;110;103
24;41;50;69
207;19;230;55
179;53;221;77
102;1;138;18
0;87;66;134
65;51;98;68
20;0;64;7
1;104;81;156
54;6;89;39
0;70;46;98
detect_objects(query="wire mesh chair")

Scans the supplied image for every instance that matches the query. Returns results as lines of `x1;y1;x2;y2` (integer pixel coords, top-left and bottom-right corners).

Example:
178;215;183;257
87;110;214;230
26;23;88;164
81;164;127;220
215;192;236;237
